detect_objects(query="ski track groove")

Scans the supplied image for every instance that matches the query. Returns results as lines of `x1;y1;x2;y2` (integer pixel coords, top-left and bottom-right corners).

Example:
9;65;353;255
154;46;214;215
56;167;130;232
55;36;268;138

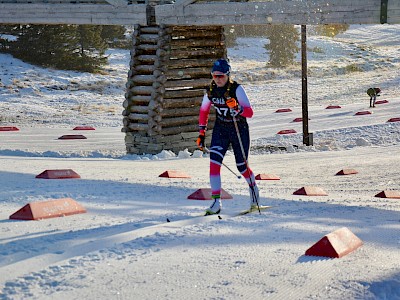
0;213;227;287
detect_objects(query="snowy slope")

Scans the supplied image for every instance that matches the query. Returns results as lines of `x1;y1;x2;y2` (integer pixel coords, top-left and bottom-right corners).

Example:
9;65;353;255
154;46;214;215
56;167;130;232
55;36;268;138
1;25;400;300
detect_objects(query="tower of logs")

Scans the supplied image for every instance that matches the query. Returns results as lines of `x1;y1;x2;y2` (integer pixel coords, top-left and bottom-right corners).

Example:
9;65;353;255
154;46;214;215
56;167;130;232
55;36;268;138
123;24;226;154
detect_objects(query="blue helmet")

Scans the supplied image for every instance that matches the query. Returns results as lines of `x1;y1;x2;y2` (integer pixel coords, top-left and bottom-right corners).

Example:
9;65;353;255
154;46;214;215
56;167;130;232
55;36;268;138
211;59;231;75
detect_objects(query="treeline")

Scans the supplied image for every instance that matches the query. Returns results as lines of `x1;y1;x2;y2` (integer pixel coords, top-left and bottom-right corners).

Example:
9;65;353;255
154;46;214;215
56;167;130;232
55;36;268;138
0;24;128;73
225;24;349;67
0;24;349;72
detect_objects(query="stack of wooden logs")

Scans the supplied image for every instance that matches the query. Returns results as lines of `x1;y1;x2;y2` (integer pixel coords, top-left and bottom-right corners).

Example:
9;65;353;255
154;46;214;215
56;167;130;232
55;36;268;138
123;24;226;154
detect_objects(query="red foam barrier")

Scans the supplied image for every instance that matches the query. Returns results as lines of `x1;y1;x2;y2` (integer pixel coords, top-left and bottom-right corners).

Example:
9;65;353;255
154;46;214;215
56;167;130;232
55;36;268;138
187;188;233;200
277;129;297;134
375;190;400;199
255;174;280;180
159;170;191;178
354;111;372;116
275;108;292;113
292;118;303;122
9;198;86;220
375;100;388;105
326;105;342;109
73;126;95;130
293;186;328;196
58;134;87;140
305;227;363;258
387;118;400;123
0;126;19;131
336;169;358;176
36;169;81;179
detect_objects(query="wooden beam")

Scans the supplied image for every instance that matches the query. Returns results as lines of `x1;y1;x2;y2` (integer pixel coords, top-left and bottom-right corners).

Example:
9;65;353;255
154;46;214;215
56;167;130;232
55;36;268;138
0;0;109;3
173;0;197;6
388;1;400;24
1;0;398;26
0;3;148;25
156;0;400;25
104;0;128;7
301;25;312;146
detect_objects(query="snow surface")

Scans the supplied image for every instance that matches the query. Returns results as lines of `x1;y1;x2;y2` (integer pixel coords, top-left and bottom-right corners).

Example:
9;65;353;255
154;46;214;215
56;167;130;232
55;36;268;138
1;25;400;300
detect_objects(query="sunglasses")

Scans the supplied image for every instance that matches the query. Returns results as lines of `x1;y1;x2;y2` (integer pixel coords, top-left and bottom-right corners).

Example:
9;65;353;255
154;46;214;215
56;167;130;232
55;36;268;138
212;74;226;79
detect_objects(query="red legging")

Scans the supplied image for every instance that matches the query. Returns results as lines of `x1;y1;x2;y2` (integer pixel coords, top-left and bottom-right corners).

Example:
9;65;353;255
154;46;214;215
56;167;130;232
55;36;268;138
209;120;255;197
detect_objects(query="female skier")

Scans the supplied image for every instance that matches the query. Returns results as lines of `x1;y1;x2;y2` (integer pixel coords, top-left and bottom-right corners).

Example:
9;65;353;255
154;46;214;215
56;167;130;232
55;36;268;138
196;58;260;215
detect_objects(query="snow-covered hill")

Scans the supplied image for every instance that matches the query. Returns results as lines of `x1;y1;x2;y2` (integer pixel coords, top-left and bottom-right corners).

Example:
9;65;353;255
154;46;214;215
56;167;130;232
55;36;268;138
1;25;399;300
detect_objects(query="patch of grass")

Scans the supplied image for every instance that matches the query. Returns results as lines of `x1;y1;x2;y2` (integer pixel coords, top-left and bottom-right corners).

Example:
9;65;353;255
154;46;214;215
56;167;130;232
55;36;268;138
72;104;118;115
345;64;363;73
308;46;324;54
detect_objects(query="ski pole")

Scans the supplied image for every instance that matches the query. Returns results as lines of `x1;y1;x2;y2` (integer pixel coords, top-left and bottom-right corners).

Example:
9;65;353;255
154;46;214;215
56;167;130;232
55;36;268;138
231;115;261;214
204;146;242;179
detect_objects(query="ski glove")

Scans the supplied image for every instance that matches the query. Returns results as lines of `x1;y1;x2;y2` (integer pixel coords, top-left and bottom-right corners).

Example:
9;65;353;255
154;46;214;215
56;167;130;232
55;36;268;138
226;97;243;117
226;97;238;109
196;132;205;150
230;106;244;117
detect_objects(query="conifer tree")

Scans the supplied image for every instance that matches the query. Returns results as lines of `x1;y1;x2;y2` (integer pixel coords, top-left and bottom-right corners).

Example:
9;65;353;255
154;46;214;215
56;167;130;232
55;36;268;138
101;25;127;47
2;24;108;72
314;24;349;37
265;25;300;68
27;25;78;68
75;25;107;72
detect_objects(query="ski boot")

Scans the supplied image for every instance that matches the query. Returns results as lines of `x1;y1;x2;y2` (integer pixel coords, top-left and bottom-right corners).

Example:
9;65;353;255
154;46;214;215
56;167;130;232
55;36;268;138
249;185;260;211
205;196;221;216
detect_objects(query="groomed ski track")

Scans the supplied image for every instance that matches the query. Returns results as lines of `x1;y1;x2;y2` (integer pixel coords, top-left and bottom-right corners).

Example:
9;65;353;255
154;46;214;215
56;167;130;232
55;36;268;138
1;205;272;288
1;212;227;285
2;194;399;299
